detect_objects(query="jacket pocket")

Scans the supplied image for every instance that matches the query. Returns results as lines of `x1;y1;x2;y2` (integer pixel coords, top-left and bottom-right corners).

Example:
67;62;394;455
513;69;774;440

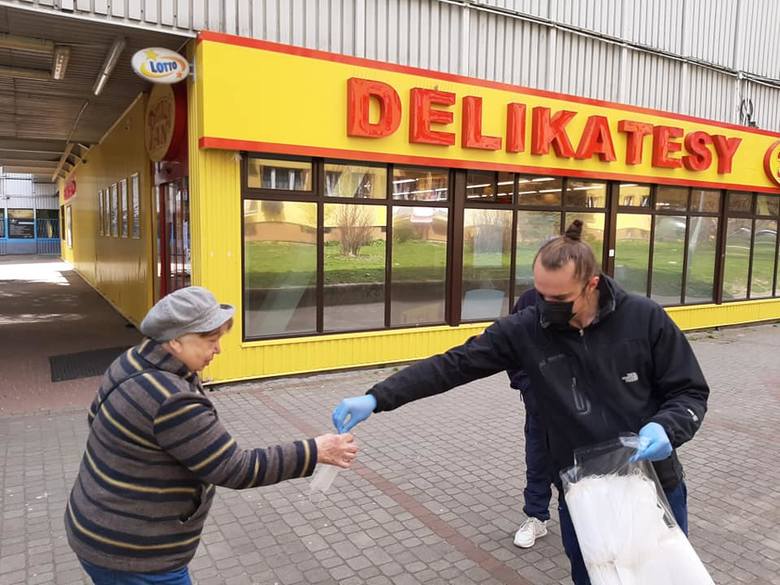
538;353;591;415
179;484;214;524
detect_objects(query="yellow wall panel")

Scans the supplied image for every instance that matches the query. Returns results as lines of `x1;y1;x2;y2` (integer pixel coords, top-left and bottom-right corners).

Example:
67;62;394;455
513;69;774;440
58;95;154;325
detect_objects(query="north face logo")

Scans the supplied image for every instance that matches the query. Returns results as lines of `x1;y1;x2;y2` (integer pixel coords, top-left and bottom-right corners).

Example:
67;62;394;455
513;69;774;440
621;372;639;383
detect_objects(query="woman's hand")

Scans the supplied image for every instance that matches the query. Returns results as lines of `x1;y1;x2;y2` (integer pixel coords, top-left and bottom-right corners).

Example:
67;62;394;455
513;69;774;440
315;433;358;469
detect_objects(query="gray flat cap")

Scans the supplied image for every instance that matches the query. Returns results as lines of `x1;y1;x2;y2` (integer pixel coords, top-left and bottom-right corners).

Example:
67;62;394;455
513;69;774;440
140;286;235;341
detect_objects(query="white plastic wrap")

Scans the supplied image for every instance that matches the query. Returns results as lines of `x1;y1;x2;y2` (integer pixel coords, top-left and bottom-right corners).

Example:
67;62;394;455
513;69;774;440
560;436;715;585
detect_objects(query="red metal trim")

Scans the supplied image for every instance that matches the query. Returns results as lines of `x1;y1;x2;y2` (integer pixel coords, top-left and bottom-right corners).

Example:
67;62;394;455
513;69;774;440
196;30;780;139
199;136;780;195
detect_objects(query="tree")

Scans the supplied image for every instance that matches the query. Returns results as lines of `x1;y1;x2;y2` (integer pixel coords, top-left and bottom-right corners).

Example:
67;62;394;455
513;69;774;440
337;205;374;256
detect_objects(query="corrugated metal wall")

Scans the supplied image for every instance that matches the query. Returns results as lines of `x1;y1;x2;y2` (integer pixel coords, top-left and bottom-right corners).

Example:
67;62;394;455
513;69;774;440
3;0;779;128
1;175;58;209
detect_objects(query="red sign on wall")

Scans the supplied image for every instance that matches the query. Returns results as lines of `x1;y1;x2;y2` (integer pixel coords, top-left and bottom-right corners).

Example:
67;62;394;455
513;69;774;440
63;179;77;201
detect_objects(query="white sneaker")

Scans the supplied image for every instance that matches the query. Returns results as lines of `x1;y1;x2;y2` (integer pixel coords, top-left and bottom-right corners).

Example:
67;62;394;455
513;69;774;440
513;517;548;548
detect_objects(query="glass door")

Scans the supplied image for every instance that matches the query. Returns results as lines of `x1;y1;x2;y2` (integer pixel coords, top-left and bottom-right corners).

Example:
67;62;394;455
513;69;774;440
156;179;190;298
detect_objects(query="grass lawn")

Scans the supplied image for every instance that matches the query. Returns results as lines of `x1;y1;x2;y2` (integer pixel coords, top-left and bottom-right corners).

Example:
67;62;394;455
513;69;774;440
245;238;774;301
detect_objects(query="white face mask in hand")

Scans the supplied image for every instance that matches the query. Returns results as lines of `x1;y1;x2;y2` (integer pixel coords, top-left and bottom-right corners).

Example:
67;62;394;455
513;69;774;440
309;465;340;504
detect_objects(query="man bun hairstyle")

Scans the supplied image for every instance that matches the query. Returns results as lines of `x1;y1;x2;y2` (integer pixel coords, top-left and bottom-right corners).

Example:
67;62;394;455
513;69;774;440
534;219;598;282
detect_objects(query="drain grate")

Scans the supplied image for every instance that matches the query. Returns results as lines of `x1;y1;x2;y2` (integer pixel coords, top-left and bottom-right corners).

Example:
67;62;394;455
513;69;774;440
49;346;130;382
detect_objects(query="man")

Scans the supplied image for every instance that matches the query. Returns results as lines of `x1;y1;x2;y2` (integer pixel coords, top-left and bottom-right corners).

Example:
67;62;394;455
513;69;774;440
507;287;554;549
66;287;358;585
332;221;708;584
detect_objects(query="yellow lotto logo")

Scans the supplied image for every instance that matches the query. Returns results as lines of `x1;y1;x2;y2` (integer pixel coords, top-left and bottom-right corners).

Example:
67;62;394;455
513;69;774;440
132;48;189;84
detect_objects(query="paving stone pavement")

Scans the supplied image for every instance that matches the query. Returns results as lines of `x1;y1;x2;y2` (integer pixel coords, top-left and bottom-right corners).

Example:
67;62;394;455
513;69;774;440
1;324;779;584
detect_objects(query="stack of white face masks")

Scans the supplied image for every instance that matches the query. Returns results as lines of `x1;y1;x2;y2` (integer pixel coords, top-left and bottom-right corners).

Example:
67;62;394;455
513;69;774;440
561;437;715;585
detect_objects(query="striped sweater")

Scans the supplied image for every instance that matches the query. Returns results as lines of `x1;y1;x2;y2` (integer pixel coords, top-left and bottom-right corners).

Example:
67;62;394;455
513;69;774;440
65;339;317;572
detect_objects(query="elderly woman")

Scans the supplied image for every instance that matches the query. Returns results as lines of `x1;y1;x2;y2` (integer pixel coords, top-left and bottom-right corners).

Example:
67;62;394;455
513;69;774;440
65;286;357;584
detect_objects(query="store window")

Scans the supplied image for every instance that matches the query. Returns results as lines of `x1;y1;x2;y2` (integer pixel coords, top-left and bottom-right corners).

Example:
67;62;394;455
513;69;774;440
515;211;560;296
461;208;513;320
8;209;34;239
36;209;59;239
110;183;119;237
615;184;720;305
243;157;452;339
0;208;5;238
466;171;514;203
323;203;387;331
392;167;449;201
242;154;777;340
65;205;73;248
721;192;779;301
390;206;448;326
247;158;312;191
131;174;141;239
243;199;317;337
324;163;386;199
120;178;129;238
97;190;104;236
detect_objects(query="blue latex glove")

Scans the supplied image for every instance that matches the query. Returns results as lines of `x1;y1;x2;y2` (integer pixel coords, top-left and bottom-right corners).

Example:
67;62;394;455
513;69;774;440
332;395;377;433
631;422;672;462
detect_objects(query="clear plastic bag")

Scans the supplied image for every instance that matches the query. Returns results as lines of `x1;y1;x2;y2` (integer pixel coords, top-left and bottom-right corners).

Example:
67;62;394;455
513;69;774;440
560;435;715;585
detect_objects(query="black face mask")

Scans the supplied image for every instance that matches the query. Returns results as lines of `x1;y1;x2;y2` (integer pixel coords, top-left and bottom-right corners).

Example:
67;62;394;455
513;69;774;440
537;297;576;329
537;285;587;329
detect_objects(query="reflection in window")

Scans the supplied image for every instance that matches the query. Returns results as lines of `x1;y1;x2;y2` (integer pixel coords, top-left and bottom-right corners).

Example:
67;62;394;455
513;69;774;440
392;167;449;201
564;212;605;260
110;184;119;237
36;209;59;239
0;209;4;238
243;200;317;337
722;218;752;300
750;219;777;298
8;209;34;239
391;207;448;325
515;211;560;294
517;176;562;206
651;216;686;305
727;192;752;214
690;189;720;213
756;195;780;217
120;178;129;238
247;158;312;191
466;171;513;203
618;183;651;207
97;190;104;236
685;216;718;303
614;214;652;295
466;170;494;200
564;180;607;208
656;186;688;211
323;204;387;331
131;174;141;239
462;209;512;320
324;163;387;199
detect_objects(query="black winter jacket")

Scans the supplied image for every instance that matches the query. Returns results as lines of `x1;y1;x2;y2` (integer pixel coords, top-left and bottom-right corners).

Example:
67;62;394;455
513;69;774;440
368;275;709;490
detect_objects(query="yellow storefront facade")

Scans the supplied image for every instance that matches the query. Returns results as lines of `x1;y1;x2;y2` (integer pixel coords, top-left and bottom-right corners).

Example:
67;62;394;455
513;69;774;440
62;31;780;384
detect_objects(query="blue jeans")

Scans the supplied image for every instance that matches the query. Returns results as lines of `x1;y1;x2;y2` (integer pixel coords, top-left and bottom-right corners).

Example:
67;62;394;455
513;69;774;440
80;559;192;585
522;408;553;522
558;480;689;585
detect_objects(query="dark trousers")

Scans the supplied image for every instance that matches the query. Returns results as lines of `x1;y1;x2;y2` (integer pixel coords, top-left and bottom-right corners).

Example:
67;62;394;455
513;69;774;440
558;480;689;585
522;408;553;522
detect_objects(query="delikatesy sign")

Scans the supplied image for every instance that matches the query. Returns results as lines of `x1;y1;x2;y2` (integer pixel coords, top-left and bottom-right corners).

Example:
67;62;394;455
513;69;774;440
131;48;189;84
